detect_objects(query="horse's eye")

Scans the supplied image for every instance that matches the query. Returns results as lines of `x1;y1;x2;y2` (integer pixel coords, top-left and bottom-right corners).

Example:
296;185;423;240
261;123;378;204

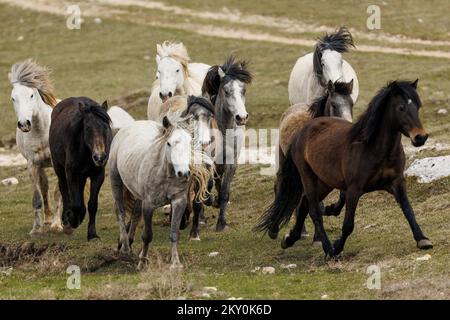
11;97;15;102
30;94;34;98
176;69;180;73
224;90;230;96
399;105;406;112
167;142;171;147
242;89;247;95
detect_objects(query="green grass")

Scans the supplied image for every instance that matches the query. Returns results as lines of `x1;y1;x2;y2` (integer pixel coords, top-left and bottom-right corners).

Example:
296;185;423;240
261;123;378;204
0;2;449;299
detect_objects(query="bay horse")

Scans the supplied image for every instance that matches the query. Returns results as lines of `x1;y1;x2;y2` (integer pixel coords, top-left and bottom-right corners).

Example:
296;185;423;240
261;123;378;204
109;114;213;270
257;80;432;257
288;27;359;113
200;56;253;232
8;59;62;234
49;97;112;241
147;41;210;120
277;79;354;241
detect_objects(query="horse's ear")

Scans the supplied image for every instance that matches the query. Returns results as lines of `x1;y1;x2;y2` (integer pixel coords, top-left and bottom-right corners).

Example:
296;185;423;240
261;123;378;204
101;100;108;110
327;80;335;93
218;67;226;79
347;79;354;93
411;79;419;89
162;116;171;129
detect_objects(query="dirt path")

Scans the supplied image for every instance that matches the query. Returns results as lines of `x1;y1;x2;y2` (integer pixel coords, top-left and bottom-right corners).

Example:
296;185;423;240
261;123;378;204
1;0;449;59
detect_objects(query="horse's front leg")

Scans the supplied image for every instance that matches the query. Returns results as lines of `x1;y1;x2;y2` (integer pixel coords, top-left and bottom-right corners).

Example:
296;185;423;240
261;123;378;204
216;164;236;232
87;170;105;241
37;167;52;228
29;163;44;235
189;201;203;240
137;201;154;271
390;179;432;250
169;196;188;269
50;184;63;232
65;168;86;229
324;191;346;216
333;187;361;255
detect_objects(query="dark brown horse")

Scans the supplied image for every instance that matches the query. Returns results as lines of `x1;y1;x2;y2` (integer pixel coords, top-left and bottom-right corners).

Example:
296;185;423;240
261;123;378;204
49;97;112;241
257;80;432;257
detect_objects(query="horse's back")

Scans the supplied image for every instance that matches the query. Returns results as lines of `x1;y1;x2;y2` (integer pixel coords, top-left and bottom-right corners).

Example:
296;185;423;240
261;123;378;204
107;106;134;131
279;103;311;155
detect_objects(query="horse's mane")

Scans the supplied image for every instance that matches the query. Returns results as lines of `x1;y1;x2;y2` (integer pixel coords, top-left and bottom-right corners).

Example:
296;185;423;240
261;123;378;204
8;59;57;107
308;81;353;118
156;41;190;76
76;98;111;126
313;27;354;86
182;95;215;117
202;56;252;105
348;80;421;144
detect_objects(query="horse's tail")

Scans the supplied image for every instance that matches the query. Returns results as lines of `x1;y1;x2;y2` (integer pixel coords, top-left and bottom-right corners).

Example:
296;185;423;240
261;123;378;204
255;149;303;238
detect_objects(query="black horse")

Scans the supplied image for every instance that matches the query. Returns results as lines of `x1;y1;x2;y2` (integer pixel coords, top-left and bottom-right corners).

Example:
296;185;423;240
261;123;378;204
49;97;112;241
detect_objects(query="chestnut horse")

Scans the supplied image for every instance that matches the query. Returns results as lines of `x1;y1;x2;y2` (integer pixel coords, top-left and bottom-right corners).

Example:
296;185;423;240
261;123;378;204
257;80;432;257
49;97;112;241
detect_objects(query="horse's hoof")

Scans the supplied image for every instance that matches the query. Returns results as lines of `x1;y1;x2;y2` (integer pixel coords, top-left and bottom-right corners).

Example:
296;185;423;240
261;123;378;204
417;239;433;250
119;246;132;258
50;223;63;233
63;225;74;235
88;235;101;242
136;259;149;271
268;229;278;240
29;228;43;236
189;235;201;241
313;241;323;247
301;231;309;238
170;263;184;271
281;234;291;249
215;223;228;232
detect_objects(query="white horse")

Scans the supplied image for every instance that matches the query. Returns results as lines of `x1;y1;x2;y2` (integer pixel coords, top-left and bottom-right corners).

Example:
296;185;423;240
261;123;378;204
147;41;210;120
107;105;135;134
288;27;359;121
8;59;62;234
110;114;213;270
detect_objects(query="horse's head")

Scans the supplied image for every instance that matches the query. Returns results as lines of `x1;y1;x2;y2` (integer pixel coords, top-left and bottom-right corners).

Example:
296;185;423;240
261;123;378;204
388;79;428;147
155;42;190;103
79;100;113;167
162;116;192;179
182;96;215;150
10;83;40;132
213;57;252;126
324;80;354;121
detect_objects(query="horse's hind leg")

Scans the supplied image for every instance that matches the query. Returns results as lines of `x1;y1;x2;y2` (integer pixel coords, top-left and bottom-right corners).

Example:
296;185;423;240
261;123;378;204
127;199;143;248
324;191;346;216
29;163;44;235
281;195;309;249
87;171;105;241
137;201;154;271
216;164;237;232
389;179;432;250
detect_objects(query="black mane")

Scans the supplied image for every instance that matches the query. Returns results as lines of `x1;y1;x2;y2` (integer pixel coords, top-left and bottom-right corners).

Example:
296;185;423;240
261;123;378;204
202;56;252;105
308;82;353;118
183;95;215;117
348;81;421;144
313;27;354;86
75;97;111;127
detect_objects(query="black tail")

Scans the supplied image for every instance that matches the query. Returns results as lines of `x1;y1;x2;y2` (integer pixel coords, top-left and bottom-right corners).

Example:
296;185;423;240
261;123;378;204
255;150;303;238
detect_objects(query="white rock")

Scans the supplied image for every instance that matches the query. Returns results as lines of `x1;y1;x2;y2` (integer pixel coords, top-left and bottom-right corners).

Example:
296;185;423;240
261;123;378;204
261;266;275;274
203;287;218;294
405;156;450;183
280;263;297;269
363;224;377;230
437;108;448;114
17;36;24;41
201;292;211;298
143;55;151;61
321;294;329;299
417;18;423;23
208;251;219;257
251;266;261;273
94;17;102;24
1;177;18;186
227;297;243;300
416;254;431;261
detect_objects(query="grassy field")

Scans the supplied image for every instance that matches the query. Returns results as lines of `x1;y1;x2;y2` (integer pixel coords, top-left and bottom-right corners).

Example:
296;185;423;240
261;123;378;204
0;1;449;299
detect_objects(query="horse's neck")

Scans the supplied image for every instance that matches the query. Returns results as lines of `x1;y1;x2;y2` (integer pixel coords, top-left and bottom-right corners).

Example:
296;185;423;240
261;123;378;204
214;96;236;134
372;121;402;157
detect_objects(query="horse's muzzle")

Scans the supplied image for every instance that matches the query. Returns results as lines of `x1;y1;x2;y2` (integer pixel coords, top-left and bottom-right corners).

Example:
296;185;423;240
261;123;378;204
411;133;428;147
235;114;249;126
17;120;31;132
92;154;107;167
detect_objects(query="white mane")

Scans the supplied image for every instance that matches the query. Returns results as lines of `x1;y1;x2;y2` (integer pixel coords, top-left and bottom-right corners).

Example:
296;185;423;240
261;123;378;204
156;41;190;74
8;59;57;107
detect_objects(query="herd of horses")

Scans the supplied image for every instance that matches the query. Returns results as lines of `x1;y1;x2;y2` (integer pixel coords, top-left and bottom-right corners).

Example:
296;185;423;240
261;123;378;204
7;27;432;269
